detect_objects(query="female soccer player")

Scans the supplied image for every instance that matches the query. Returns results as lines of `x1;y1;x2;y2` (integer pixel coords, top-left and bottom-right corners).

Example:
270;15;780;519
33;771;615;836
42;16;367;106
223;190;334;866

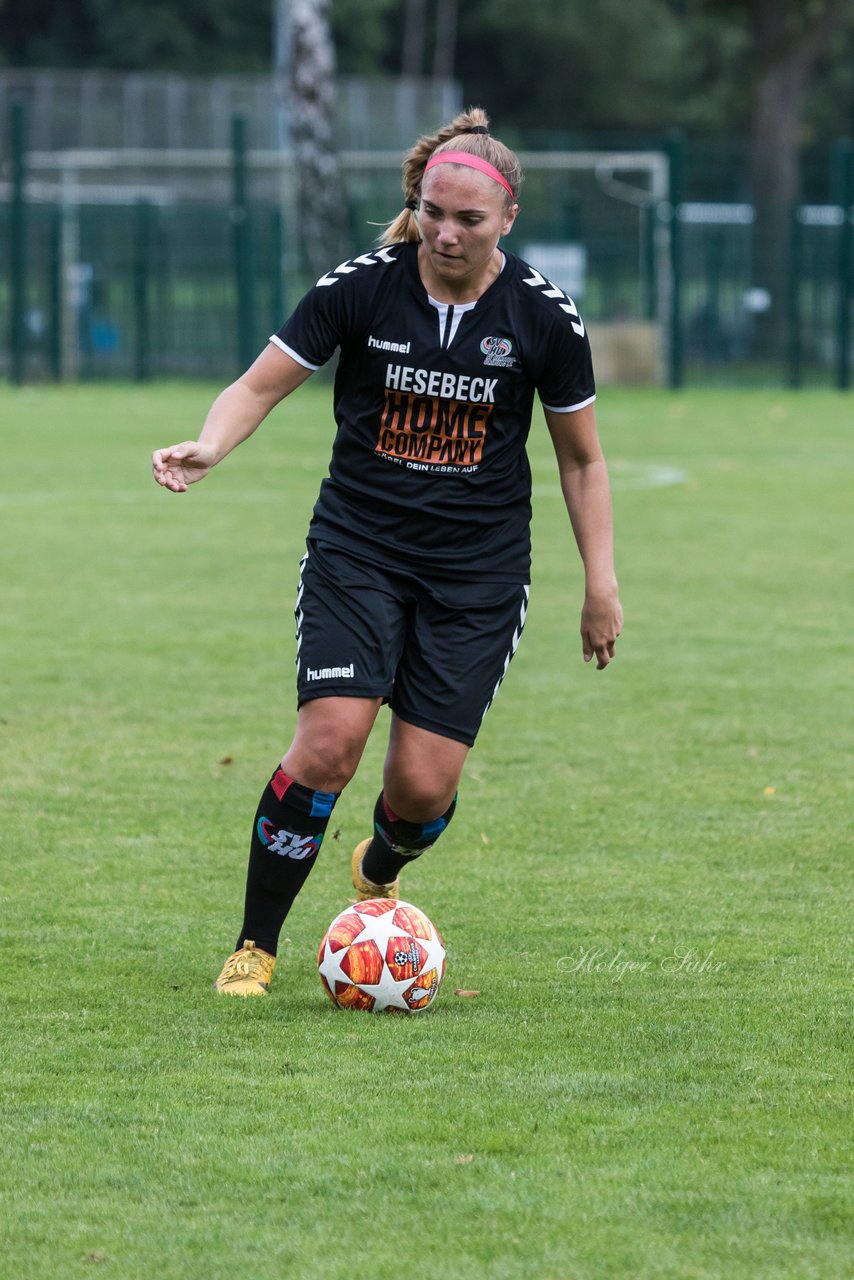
151;107;623;996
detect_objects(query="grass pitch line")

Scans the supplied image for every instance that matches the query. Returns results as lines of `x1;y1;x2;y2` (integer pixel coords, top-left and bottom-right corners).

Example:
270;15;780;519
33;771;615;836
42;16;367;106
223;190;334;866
532;459;687;497
0;461;688;508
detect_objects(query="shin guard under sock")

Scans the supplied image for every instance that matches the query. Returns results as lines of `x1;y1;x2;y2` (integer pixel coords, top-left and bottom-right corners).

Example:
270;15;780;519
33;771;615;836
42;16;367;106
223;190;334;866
237;766;338;956
361;790;457;886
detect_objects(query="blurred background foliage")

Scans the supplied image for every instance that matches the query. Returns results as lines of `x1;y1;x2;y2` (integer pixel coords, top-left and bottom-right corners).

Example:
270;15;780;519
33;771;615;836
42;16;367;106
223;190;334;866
0;0;851;145
2;0;851;387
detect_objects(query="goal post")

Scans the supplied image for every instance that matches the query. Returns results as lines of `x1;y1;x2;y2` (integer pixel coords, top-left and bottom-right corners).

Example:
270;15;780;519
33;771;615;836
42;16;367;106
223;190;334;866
7;141;675;384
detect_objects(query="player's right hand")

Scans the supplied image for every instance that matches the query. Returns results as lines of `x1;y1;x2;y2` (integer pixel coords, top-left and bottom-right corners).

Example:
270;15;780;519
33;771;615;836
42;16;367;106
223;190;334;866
151;441;218;492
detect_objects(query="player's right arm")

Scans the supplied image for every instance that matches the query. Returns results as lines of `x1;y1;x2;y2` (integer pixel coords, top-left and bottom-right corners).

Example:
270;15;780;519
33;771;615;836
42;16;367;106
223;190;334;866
151;346;313;492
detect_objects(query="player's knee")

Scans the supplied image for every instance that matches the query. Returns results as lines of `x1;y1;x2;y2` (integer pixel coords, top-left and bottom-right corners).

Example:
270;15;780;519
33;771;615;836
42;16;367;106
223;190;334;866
283;728;364;793
384;772;458;823
373;786;458;855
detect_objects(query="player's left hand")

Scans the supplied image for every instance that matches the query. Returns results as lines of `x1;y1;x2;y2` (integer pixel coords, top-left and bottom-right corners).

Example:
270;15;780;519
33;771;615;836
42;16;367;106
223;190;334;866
581;590;623;669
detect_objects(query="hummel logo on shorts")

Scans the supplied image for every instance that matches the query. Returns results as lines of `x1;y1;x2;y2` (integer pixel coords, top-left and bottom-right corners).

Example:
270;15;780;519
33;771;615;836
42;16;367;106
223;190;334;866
306;664;355;681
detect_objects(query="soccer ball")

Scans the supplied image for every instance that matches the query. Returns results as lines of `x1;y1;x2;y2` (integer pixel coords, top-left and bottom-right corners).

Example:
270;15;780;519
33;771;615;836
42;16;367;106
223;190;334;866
317;898;446;1013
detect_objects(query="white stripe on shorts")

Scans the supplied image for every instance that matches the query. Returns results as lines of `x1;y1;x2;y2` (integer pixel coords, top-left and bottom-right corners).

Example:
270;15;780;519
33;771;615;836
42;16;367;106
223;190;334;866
294;551;309;679
479;583;530;725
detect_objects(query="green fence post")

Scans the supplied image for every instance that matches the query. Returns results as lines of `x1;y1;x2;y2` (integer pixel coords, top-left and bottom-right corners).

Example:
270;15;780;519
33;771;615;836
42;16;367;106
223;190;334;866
832;140;852;392
231;115;256;373
9;98;28;385
665;132;684;389
133;199;153;381
49;205;63;381
786;206;803;389
270;206;286;329
641;204;657;321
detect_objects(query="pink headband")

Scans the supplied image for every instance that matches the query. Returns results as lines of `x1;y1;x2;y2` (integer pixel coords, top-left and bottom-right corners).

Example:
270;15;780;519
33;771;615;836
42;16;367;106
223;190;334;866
424;151;515;199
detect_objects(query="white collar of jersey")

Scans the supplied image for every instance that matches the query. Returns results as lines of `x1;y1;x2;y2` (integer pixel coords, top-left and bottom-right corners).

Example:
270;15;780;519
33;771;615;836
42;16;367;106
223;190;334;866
426;253;507;348
427;295;475;349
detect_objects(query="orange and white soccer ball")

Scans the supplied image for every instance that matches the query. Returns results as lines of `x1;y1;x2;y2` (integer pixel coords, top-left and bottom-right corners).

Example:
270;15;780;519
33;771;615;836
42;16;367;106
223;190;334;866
317;899;446;1013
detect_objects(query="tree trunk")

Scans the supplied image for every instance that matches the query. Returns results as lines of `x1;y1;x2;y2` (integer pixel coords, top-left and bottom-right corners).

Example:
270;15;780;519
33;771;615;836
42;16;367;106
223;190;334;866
403;0;428;77
289;0;349;277
748;52;805;351
433;0;458;80
747;0;847;354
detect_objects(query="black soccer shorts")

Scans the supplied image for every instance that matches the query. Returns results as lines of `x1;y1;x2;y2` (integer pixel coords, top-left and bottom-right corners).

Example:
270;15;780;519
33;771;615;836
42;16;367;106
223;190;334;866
293;539;530;746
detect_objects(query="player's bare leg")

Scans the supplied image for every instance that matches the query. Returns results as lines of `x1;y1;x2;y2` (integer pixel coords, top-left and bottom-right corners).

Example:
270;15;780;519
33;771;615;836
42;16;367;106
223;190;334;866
282;695;383;793
383;716;468;817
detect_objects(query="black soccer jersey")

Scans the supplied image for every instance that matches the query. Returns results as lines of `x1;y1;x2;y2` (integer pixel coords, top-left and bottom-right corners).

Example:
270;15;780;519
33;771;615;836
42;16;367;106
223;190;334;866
271;242;595;582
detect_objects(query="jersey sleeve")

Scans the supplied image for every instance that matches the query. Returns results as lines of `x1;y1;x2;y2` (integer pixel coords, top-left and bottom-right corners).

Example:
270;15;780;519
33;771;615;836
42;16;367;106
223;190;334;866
533;298;596;414
270;273;356;371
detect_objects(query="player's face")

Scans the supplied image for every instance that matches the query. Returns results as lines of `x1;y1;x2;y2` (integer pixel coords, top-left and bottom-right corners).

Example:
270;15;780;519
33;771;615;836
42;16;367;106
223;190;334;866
417;166;518;298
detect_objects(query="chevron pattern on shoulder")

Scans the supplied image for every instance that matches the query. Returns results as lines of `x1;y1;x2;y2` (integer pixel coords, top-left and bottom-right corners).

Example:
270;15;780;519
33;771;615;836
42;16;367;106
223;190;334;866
521;267;585;337
316;246;399;288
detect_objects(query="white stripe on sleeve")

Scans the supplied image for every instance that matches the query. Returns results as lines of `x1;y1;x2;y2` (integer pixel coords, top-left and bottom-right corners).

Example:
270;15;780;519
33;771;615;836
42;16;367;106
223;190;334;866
269;334;320;371
540;393;597;414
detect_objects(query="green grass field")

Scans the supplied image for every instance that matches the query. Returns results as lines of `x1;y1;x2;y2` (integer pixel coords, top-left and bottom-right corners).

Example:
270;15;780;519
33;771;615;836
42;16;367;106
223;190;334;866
1;382;851;1280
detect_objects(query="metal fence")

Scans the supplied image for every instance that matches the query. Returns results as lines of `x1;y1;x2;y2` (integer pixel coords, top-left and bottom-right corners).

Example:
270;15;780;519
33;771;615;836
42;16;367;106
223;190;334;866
0;67;463;152
2;94;852;388
676;199;851;387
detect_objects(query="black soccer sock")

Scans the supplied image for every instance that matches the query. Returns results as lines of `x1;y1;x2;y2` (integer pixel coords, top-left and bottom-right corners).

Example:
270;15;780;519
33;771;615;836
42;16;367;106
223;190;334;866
360;790;458;885
237;766;339;956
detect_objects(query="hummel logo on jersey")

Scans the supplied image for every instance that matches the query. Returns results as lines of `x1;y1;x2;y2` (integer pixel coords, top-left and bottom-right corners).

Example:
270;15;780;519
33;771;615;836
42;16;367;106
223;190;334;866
521;267;586;336
316;247;398;288
368;334;411;354
306;663;355;681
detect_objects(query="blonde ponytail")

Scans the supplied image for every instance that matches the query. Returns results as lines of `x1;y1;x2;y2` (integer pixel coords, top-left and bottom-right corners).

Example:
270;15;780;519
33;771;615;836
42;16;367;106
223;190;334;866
378;107;523;245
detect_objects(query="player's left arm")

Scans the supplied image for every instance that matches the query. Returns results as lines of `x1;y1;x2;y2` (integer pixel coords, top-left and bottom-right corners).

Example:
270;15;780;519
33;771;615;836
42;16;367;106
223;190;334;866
543;404;623;669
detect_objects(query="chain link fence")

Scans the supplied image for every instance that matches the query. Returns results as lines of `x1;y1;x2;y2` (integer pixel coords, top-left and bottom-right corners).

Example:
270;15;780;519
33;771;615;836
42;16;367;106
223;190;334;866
1;74;852;387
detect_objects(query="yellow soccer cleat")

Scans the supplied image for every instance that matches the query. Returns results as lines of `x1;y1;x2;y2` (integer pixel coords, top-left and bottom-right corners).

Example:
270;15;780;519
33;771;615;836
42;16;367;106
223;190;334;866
213;941;276;996
351;837;400;902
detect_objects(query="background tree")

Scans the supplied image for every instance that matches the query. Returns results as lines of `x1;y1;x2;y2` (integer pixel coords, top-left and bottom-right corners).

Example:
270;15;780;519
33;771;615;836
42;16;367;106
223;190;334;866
452;0;746;139
3;0;853;163
328;0;398;75
402;0;427;77
284;0;349;276
721;0;849;328
432;0;457;79
696;0;849;200
0;0;273;71
655;0;849;353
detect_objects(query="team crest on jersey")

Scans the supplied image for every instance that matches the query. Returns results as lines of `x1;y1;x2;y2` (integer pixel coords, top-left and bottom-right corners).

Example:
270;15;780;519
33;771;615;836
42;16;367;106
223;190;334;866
480;335;516;368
